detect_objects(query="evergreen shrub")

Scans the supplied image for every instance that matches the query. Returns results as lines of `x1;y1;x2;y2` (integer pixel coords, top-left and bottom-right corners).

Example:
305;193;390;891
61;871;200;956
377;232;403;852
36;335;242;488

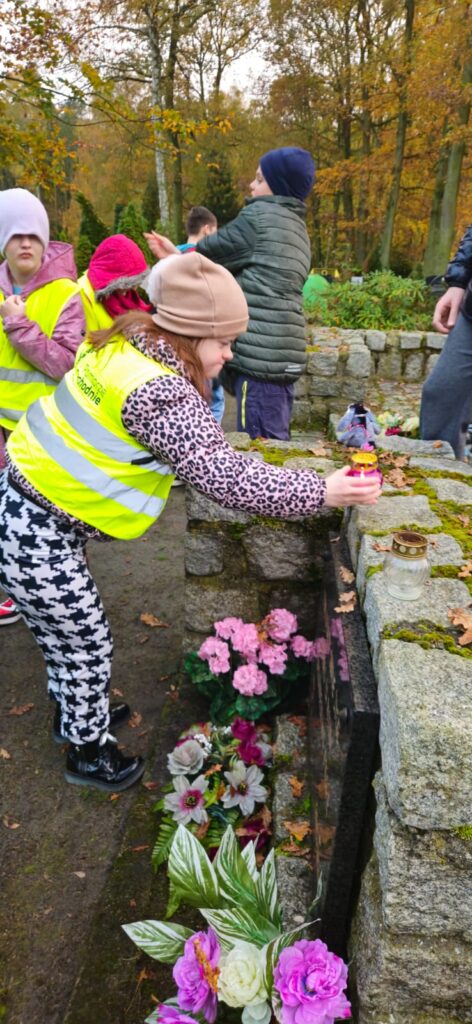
304;270;436;330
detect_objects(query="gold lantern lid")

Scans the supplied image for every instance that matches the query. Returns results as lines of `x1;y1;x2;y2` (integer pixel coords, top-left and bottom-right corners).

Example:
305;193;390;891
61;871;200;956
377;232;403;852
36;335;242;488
350;450;378;471
391;531;428;559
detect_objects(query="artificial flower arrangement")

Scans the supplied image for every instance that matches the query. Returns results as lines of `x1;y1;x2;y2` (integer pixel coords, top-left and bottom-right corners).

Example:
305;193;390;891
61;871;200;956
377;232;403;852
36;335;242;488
184;609;330;724
377;410;420;438
124;824;351;1024
152;719;273;868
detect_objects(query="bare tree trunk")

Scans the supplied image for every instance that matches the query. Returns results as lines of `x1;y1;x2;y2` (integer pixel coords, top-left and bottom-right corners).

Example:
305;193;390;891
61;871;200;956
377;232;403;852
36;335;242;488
423;128;450;278
379;0;415;269
147;18;170;227
434;56;472;273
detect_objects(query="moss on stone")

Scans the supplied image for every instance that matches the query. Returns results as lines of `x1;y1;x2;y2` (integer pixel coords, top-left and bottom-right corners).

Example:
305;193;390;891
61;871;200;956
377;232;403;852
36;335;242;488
365;564;383;578
452;825;472;840
381;624;472;660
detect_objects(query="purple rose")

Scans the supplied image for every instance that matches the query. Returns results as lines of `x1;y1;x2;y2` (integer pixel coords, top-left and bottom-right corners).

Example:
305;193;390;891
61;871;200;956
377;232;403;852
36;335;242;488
173;928;221;1023
238;740;266;766
150;1007;199;1024
231;718;258;743
273;938;351;1024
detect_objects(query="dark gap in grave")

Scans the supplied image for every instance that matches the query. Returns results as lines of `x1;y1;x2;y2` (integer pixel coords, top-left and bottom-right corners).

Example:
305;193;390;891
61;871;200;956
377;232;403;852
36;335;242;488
306;531;380;959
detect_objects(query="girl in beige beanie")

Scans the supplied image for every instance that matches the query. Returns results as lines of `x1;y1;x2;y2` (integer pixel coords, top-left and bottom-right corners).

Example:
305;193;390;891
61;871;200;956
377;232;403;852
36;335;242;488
0;252;380;793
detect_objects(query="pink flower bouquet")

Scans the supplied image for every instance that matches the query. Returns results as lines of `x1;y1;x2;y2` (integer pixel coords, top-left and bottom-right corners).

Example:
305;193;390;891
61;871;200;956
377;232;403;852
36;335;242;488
184;609;329;724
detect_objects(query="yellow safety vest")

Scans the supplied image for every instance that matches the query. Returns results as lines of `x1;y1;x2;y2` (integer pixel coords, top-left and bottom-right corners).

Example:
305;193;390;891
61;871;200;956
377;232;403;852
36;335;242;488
8;337;177;539
0;278;79;431
77;273;113;334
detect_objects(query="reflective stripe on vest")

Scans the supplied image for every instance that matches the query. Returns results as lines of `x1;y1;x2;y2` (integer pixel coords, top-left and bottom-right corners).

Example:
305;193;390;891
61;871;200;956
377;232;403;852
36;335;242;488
0;278;79;430
7;338;177;539
26;400;167;519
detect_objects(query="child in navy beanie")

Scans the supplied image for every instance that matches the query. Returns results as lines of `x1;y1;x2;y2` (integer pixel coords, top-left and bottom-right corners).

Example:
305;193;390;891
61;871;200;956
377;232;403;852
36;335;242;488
146;145;316;440
259;147;316;202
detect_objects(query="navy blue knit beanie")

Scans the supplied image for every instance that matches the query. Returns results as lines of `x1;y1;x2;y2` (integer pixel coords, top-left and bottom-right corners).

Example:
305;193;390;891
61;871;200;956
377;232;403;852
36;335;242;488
259;147;315;201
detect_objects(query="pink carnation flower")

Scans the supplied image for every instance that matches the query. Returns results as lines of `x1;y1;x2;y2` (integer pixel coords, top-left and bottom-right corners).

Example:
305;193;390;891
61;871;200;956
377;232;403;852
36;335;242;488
198;637;231;675
291;634;315;660
233;663;268;696
173;928;221;1023
273;938;351;1024
264;608;298;642
230;622;260;659
214;616;244;640
258;641;288;675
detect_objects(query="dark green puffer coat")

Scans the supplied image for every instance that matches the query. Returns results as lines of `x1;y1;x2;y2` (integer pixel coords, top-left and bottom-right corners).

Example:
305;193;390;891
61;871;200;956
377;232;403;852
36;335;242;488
196;195;311;384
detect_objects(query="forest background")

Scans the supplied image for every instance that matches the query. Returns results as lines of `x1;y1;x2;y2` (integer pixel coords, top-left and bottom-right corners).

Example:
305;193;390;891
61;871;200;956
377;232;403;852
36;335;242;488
1;0;471;278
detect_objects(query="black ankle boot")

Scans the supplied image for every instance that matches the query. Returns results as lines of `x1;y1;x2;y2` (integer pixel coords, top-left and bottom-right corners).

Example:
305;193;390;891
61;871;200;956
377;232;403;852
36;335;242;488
64;737;144;792
53;701;130;744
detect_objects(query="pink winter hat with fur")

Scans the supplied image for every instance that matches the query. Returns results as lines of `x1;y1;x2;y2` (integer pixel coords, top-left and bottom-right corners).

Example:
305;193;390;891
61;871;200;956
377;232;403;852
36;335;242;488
0;188;50;254
88;234;149;295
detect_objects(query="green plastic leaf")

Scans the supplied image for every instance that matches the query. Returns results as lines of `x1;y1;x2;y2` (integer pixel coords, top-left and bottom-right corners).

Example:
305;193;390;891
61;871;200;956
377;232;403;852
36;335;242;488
255;850;282;929
168;824;221;909
241;840;259;882
122;919;194;963
214;826;259;912
201;905;279;951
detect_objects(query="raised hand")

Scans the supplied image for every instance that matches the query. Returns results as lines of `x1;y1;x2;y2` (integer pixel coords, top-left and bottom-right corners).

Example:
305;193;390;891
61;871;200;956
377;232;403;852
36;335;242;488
144;231;179;260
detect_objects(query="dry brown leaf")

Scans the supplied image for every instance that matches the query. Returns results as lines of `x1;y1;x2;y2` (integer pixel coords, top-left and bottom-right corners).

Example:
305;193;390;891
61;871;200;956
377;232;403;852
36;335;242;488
204;763;223;777
195;819;210;840
315;779;330;801
458;562;472;579
279;841;310;857
284;820;312;842
317;824;336;846
432;440;443;448
457;514;470;527
0;748;11;760
385;468;409;489
143;781;159;791
139;613;170;628
136;967;155;985
447;605;472;646
308;447;328;457
334;590;357;613
260;805;272;828
372;541;392;552
2;815;20;829
109;793;120;802
137;635;150;645
287;715;307;736
339;565;355;584
288;776;305;798
112;687;124;697
392;455;409;468
130;844;151;853
8;703;34;716
128;711;142;729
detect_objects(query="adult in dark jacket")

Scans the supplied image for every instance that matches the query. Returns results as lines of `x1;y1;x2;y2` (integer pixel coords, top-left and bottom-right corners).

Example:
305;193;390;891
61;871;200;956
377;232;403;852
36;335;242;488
420;225;472;458
146;147;315;440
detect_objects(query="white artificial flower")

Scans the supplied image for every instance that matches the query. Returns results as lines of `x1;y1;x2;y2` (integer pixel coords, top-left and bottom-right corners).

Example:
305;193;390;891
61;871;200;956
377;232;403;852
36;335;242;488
222;761;268;817
218;941;268;1009
242;1001;273;1024
167;739;206;776
163;774;209;825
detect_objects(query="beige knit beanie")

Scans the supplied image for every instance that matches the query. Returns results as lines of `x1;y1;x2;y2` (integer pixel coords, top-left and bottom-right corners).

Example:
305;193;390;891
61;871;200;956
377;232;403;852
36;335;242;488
145;252;249;338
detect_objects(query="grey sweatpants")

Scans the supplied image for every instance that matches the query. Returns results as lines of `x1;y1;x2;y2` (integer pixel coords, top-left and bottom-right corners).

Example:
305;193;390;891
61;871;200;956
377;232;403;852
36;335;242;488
420;312;472;458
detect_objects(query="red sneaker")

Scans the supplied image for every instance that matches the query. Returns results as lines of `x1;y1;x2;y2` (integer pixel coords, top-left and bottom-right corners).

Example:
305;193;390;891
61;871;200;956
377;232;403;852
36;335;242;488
0;598;21;626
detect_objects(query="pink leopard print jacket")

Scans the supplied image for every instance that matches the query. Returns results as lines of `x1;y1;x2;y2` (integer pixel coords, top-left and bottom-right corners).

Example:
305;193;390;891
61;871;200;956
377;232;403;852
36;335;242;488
8;333;327;538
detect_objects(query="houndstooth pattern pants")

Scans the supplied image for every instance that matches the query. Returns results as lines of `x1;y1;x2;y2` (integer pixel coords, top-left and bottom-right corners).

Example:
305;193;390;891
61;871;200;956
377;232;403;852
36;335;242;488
0;472;113;744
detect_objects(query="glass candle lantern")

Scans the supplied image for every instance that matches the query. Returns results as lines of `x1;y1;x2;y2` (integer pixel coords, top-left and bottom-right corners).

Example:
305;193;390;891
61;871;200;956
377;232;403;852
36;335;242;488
348;450;383;482
384;531;430;601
